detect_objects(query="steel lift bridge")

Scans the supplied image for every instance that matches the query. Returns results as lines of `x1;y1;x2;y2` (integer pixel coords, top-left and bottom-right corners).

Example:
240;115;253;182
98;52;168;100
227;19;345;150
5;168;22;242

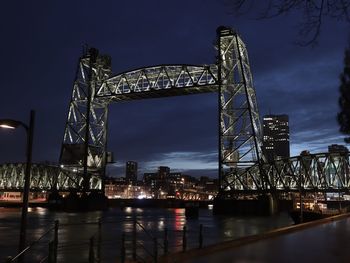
1;26;350;195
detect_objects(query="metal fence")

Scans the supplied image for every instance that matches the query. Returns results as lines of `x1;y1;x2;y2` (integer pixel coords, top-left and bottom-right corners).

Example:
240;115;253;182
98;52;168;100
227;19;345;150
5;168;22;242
5;217;207;263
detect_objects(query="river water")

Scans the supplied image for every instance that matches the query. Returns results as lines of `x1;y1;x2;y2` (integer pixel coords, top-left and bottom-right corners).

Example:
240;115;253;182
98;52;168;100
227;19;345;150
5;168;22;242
0;206;293;262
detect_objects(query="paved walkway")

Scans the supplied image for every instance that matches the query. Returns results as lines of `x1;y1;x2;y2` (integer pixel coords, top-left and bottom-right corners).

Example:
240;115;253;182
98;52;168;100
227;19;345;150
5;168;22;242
160;213;350;263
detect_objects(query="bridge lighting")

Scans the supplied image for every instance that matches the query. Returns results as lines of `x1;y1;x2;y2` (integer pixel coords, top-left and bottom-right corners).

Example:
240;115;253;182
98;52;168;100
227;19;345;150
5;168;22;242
0;111;35;262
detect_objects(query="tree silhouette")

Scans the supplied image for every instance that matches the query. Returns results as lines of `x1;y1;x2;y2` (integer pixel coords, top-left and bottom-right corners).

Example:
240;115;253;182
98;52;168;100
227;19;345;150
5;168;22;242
338;44;350;143
228;0;350;46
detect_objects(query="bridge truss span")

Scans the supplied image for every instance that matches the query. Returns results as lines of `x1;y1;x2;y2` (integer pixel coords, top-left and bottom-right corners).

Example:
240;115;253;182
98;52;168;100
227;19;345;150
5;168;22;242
229;152;350;193
0;163;101;191
96;64;219;101
2;152;349;193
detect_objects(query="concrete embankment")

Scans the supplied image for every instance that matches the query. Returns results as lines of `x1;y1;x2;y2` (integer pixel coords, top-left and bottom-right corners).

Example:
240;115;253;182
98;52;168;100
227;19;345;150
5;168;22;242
107;198;212;208
0;198;212;209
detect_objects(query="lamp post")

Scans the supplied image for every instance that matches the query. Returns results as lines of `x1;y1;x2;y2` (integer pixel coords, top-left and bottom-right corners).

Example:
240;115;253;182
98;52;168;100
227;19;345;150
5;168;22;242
0;110;35;261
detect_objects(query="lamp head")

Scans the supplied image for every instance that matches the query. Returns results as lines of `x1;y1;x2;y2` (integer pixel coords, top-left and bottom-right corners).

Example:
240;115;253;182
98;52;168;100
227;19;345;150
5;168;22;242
0;119;22;129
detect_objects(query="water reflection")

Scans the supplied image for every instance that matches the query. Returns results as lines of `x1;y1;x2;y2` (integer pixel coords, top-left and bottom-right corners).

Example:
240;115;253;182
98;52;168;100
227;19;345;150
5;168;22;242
28;207;47;216
174;208;186;231
124;207;132;214
0;207;293;262
158;219;164;230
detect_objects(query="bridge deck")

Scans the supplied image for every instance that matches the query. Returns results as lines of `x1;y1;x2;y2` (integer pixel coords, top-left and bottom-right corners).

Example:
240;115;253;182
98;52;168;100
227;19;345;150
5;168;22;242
97;84;218;101
160;213;350;263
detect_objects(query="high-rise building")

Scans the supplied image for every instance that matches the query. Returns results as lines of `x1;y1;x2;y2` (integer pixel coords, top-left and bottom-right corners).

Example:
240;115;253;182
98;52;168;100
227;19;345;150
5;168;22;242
158;166;170;180
262;114;290;162
126;161;138;185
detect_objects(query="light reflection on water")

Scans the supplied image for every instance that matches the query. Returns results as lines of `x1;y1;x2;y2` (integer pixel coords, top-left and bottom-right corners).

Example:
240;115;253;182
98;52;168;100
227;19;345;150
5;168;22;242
0;207;293;263
174;208;186;231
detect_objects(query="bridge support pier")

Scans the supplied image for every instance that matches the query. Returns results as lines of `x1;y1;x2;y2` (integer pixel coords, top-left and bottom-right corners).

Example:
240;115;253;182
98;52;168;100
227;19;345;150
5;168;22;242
213;194;281;216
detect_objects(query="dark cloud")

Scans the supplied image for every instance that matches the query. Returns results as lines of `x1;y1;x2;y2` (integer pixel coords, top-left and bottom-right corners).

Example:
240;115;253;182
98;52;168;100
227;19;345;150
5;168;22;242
0;0;348;178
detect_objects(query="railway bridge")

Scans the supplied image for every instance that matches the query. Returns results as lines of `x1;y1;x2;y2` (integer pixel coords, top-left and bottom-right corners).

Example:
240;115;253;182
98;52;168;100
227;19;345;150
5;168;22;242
1;26;348;199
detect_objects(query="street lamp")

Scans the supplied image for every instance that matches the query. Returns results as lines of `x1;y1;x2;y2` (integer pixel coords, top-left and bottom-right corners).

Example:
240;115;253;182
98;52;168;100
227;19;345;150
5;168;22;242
0;110;35;260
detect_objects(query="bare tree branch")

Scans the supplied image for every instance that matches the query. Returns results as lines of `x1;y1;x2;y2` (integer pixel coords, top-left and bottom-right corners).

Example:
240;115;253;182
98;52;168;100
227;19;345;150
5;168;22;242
228;0;350;46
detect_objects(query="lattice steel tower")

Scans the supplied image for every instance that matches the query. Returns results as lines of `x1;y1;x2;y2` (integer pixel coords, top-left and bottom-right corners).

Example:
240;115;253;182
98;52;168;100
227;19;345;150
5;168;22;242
59;48;111;191
217;27;263;193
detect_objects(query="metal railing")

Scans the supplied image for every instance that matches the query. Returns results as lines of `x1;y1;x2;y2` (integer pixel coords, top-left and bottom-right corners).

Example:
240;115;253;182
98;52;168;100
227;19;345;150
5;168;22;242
5;215;206;263
117;219;204;263
6;220;59;263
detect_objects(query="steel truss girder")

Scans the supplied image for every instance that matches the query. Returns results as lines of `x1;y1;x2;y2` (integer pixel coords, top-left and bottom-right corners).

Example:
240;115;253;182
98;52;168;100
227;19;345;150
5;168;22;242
2;152;348;193
0;163;101;191
223;152;350;193
2;152;349;192
96;64;219;100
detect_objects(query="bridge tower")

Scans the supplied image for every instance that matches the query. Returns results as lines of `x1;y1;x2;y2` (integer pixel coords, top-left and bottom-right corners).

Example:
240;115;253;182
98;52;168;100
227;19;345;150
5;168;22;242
59;48;111;191
216;27;264;194
58;27;264;194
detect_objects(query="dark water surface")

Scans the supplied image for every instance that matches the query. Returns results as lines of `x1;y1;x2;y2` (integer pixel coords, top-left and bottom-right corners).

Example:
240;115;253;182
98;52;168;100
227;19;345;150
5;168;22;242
0;207;293;262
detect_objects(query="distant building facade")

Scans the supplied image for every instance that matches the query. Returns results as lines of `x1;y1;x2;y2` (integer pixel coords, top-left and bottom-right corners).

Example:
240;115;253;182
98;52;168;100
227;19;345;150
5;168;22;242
126;161;138;185
158;166;170;180
262;114;290;162
143;166;171;199
143;166;218;200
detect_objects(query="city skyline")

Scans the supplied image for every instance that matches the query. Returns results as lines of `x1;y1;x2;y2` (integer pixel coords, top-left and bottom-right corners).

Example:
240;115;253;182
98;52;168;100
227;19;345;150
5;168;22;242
0;1;348;178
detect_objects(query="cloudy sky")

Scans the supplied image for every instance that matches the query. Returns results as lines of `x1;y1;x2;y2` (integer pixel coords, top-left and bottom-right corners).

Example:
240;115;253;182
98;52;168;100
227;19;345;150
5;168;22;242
0;0;348;177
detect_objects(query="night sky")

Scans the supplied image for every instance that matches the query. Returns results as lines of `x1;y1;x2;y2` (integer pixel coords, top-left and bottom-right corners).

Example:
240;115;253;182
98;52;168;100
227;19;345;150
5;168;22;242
0;1;348;178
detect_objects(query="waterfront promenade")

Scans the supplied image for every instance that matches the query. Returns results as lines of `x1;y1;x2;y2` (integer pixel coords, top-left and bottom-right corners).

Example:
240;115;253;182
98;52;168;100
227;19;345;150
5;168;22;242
160;213;350;263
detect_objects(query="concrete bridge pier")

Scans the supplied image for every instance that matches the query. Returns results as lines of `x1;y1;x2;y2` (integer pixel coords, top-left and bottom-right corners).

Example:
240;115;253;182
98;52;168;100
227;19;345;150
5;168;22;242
213;194;287;216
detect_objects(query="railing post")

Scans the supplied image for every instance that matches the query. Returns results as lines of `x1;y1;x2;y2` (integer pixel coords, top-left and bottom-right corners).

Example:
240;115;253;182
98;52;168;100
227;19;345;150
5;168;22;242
182;226;187;252
97;218;102;263
132;219;137;260
89;236;95;263
48;241;55;263
153;237;158;263
54;220;59;263
163;227;168;255
121;232;126;263
199;224;203;249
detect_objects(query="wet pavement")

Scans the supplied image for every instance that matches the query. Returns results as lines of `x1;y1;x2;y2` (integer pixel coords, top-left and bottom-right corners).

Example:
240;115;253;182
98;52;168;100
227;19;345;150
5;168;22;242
162;214;350;263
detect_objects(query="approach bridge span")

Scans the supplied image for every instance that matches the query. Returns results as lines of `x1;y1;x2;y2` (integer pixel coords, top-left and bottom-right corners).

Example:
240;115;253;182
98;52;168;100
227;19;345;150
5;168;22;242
0;163;101;191
0;152;349;193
